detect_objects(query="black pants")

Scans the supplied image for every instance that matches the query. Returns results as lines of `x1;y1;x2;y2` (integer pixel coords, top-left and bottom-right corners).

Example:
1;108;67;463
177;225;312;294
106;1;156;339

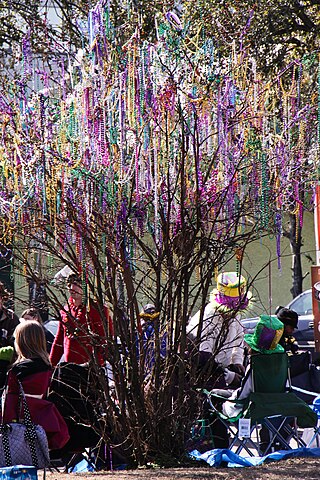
203;394;230;449
211;416;229;449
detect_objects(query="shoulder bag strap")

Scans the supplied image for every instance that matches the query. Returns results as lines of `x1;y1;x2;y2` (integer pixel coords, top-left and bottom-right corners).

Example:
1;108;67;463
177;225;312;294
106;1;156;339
17;380;50;467
17;380;37;428
1;388;6;424
0;375;12;466
17;380;39;468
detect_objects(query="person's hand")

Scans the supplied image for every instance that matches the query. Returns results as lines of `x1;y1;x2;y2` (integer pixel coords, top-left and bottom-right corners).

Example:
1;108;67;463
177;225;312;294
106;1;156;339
224;367;243;388
228;372;243;389
228;363;245;376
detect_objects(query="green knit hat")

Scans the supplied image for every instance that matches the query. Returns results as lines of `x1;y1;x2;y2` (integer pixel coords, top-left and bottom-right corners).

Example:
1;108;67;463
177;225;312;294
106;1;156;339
244;315;284;354
0;346;14;363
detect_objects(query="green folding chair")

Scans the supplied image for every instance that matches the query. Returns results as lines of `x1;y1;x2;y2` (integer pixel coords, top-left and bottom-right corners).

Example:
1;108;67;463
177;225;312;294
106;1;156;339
206;352;317;456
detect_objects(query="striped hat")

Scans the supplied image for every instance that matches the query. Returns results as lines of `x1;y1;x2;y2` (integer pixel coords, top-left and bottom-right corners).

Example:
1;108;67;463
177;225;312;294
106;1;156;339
209;271;252;312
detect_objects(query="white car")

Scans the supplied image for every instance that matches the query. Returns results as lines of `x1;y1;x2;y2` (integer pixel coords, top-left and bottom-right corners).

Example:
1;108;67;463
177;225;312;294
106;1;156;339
242;289;314;351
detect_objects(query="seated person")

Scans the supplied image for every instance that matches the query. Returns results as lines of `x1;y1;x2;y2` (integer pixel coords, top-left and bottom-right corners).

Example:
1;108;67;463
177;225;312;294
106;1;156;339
48;362;101;458
138;303;167;374
222;314;285;418
207;315;284;449
2;321;70;450
187;272;250;389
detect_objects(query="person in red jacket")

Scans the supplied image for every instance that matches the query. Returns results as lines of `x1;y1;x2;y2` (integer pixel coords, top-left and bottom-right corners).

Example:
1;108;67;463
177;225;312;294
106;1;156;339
3;321;70;450
50;273;113;367
49;274;113;460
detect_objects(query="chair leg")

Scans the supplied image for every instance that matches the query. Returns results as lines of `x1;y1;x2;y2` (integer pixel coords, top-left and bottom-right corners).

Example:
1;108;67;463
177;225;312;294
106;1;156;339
261;416;308;452
255;424;264;456
230;423;260;457
263;418;292;450
234;437;259;457
237;417;297;457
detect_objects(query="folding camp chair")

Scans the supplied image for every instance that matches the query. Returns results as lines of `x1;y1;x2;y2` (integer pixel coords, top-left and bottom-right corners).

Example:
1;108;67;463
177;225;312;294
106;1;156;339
206;352;317;456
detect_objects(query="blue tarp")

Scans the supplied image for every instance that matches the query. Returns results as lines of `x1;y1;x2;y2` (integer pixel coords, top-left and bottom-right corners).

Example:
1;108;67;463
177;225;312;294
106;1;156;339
69;459;95;473
69;458;128;472
189;447;320;468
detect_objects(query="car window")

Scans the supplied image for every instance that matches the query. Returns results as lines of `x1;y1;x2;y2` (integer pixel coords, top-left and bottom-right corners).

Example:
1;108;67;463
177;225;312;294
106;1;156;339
289;291;312;315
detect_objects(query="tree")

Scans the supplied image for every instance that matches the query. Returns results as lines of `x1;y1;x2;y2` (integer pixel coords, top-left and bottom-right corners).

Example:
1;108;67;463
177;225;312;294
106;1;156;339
181;0;320;297
1;2;318;465
2;0;319;300
183;0;320;73
0;0;173;89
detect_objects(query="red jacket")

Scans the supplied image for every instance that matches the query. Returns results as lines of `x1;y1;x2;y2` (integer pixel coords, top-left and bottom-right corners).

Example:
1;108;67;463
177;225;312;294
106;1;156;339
50;298;113;367
3;359;70;450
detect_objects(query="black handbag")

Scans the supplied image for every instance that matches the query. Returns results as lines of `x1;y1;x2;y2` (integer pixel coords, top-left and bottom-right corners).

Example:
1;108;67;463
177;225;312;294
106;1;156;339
0;381;50;468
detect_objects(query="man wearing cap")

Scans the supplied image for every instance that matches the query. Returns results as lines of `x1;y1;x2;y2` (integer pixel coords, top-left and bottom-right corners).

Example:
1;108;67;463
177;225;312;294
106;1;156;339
49;274;114;460
276;307;299;354
50;273;113;366
139;303;167;374
187;272;251;389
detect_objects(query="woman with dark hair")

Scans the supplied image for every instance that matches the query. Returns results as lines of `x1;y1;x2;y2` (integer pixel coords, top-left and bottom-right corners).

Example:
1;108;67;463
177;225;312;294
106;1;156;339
20;308;42;323
2;321;69;450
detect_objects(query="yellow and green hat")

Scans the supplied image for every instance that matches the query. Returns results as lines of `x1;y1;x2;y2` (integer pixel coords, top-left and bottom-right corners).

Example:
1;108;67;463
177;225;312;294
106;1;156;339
244;315;284;354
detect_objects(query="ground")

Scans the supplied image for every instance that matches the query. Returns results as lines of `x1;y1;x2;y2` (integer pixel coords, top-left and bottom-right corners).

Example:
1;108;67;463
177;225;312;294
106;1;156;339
45;457;320;480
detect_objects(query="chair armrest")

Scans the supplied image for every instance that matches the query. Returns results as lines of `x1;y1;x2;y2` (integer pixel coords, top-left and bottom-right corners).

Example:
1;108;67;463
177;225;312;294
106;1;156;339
202;388;246;404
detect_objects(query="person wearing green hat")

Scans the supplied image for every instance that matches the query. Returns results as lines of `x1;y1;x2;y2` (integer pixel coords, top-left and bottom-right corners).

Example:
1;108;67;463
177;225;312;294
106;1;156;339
221;315;285;419
206;315;285;450
243;314;285;355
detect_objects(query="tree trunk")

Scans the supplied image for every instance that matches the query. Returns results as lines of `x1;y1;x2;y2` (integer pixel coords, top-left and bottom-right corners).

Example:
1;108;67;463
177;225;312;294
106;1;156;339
289;213;303;299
